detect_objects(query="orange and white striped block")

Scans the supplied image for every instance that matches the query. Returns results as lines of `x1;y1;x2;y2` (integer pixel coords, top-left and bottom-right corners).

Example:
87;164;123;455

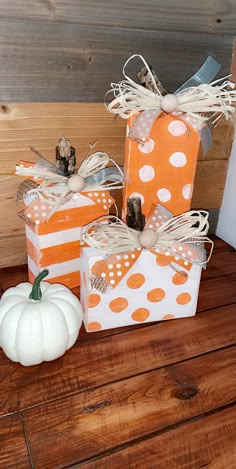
123;113;202;220
26;191;114;288
80;246;202;332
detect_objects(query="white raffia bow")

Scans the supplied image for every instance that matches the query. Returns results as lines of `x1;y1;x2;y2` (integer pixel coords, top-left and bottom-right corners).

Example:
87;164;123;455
83;210;214;266
106;54;236;126
16;149;123;221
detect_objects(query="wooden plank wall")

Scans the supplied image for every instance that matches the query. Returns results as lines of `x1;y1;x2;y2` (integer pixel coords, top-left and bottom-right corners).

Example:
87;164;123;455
0;1;235;267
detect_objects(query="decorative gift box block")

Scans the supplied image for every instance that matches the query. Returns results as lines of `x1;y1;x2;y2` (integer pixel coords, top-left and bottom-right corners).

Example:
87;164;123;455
15;150;123;288
25;190;114;288
80;205;213;332
107;54;236;219
81;247;202;332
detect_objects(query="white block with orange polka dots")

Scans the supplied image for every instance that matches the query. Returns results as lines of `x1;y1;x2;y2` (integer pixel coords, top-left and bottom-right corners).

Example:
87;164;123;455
80;247;202;332
123;113;202;220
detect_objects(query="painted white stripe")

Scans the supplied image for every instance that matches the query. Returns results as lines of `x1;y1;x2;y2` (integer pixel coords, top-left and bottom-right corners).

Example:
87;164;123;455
26;225;83;249
28;256;39;277
38;226;82;248
25;225;38;248
28;255;81;278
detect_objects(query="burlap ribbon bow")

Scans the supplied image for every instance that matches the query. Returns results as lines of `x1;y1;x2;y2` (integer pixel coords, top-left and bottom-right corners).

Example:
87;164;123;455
82;205;214;292
15;148;123;225
106;54;236;155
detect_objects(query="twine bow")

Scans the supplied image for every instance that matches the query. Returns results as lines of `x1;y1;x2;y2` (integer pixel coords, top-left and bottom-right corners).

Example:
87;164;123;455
83;205;214;292
15;146;123;224
106;54;236;151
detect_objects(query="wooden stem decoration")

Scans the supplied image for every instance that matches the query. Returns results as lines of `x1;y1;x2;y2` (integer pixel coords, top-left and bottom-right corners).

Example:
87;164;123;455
56;136;76;175
126;197;146;231
137;65;168;95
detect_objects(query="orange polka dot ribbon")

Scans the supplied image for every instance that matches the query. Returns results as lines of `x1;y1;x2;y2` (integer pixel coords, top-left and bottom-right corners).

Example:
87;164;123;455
14;148;123;225
83;204;214;291
106;54;236;152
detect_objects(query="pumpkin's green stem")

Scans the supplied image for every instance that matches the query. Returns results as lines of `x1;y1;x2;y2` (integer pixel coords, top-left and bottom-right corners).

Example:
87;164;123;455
29;269;49;301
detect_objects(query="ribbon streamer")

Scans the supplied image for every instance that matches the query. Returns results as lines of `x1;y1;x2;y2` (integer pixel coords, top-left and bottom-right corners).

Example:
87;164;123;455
106;54;236;145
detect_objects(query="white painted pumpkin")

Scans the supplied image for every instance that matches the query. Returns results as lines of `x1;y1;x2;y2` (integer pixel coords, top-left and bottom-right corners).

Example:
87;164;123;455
0;270;83;366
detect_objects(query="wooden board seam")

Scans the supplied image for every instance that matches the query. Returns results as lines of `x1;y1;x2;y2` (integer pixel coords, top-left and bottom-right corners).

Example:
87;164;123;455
1;342;234;419
20;413;34;469
49;401;236;469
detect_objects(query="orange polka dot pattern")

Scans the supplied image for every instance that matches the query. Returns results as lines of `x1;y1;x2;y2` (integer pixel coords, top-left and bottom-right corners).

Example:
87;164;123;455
88;293;101;308
176;292;192;305
147;288;165;302
81;247;202;332
83;191;114;213
87;322;102;331
172;271;189;285
132;308;150;322
123;114;200;220
109;297;128;313
92;249;141;288
127;273;145;289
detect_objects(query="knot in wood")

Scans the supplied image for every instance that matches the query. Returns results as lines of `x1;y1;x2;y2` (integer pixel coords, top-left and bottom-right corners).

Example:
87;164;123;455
175;385;198;400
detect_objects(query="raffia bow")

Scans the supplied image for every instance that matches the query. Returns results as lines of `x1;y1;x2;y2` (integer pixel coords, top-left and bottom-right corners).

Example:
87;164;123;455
83;205;214;292
106;54;236;149
15;146;123;224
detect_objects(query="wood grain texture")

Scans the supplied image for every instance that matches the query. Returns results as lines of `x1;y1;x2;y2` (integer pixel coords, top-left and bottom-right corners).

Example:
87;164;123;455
0;178;24;236
211;235;236;252
0;414;30;469
83;405;236;469
198;121;234;161
197;272;236;310
191;159;228;208
0;238;235;468
0;304;235;416
23;347;236;468
0;105;232;175
201;251;236;280
0;0;235;35
0;104;125;175
0;236;26;267
0;22;233;102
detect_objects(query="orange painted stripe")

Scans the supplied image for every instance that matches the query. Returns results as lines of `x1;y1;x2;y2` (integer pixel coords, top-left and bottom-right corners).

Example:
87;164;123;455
28;268;80;288
37;203;110;235
26;233;81;266
46;271;80;288
39;240;81;266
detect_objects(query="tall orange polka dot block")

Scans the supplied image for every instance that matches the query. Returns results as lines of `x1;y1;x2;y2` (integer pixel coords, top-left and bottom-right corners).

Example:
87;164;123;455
106;55;236;221
123;113;201;220
80;247;202;332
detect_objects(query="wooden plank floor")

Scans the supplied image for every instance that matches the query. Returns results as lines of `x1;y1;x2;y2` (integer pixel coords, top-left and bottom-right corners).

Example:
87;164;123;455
0;236;235;469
